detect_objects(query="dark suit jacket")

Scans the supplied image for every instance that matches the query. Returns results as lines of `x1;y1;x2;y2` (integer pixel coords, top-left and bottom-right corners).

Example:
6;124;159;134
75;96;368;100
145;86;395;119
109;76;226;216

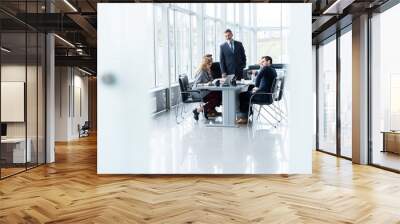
219;40;246;79
250;66;277;104
255;66;277;92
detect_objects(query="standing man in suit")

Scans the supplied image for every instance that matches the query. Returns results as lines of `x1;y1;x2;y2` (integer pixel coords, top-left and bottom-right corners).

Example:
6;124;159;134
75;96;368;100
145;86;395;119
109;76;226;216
219;29;247;80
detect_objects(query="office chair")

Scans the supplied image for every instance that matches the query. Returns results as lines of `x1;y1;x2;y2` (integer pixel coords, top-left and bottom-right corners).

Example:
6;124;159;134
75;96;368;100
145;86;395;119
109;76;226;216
270;75;288;123
244;64;261;80
211;62;222;79
176;74;203;123
247;78;281;128
79;121;90;138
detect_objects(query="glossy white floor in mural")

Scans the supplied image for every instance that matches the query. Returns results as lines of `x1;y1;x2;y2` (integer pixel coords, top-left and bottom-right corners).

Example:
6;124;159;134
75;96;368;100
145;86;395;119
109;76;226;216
149;109;289;174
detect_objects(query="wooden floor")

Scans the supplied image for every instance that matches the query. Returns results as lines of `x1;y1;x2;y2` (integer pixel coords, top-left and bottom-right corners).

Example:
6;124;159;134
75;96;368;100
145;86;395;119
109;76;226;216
1;135;400;223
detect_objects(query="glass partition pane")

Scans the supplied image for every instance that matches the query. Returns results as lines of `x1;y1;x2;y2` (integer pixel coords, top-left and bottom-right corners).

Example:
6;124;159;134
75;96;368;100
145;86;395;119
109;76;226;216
27;31;38;169
318;38;337;154
1;31;27;177
38;33;45;165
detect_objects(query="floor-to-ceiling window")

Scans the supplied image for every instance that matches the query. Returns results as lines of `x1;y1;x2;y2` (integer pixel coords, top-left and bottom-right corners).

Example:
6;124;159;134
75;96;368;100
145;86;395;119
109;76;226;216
317;36;337;155
371;3;400;171
154;6;169;88
168;8;176;84
150;3;284;112
191;6;202;79
255;4;286;64
204;18;216;58
316;26;353;159
0;1;46;179
175;11;191;79
340;28;352;158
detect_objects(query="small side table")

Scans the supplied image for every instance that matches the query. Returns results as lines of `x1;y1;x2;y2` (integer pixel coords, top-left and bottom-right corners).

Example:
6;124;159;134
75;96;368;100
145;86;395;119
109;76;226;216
381;131;400;154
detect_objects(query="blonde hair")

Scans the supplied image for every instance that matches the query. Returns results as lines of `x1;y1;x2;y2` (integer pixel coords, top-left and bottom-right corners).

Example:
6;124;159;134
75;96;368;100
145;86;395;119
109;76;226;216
196;57;212;74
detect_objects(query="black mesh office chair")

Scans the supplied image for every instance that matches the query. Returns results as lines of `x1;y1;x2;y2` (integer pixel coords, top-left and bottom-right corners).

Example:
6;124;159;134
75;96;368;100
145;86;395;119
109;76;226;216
79;121;90;138
247;78;281;128
270;75;287;122
175;74;203;123
211;62;222;79
244;64;261;80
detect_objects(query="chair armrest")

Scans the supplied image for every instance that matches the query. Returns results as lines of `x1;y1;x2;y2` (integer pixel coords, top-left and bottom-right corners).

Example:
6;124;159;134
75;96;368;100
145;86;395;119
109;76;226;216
181;90;201;94
252;91;273;95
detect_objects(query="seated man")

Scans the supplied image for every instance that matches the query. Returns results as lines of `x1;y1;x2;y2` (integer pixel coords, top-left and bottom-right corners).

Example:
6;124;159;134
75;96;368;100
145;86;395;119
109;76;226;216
237;56;277;124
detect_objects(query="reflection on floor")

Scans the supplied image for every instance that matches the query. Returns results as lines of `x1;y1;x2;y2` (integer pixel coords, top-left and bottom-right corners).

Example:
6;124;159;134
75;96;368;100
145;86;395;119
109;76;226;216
373;150;400;171
0;167;25;178
150;109;289;174
0;162;43;178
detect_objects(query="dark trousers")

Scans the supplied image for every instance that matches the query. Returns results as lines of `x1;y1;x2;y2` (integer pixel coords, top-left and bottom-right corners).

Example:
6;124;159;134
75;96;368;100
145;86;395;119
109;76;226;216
239;85;255;114
239;91;252;114
204;91;222;113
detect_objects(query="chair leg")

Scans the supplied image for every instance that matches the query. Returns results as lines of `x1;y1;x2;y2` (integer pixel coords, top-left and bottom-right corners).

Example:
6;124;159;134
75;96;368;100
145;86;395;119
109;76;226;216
247;103;253;127
283;95;288;117
276;101;284;121
181;103;185;117
183;101;189;114
175;102;181;124
265;105;281;123
265;105;280;123
274;102;284;122
275;101;288;121
259;109;277;128
256;105;262;121
267;104;282;122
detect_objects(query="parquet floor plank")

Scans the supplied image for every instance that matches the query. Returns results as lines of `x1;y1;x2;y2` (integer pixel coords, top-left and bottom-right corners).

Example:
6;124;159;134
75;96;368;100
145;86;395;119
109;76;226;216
1;135;400;223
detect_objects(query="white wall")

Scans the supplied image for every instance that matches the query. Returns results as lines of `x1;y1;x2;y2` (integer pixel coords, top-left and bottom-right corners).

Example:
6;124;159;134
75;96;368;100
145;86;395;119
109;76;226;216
287;4;312;174
55;67;89;141
98;3;153;174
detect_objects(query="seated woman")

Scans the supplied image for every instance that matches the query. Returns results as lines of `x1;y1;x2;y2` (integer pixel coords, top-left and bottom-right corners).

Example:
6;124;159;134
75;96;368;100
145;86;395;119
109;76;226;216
192;57;222;121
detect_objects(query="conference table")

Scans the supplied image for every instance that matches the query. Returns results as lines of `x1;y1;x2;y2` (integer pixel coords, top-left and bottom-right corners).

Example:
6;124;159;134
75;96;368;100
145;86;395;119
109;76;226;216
194;80;253;127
